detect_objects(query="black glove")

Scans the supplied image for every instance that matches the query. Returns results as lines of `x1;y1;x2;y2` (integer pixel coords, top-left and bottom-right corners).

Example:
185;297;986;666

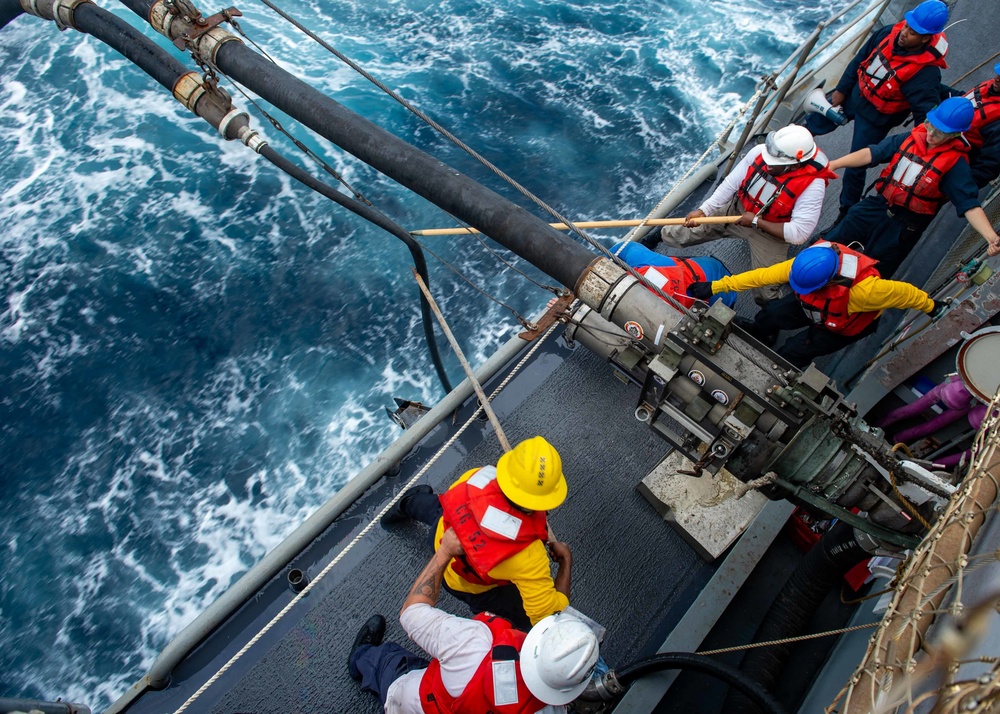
930;299;949;319
687;281;714;301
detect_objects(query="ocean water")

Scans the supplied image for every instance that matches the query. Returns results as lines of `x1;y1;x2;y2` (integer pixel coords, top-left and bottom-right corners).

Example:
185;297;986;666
0;0;857;708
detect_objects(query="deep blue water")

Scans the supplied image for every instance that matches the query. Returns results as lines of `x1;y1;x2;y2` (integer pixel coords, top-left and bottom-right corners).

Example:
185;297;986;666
0;0;854;708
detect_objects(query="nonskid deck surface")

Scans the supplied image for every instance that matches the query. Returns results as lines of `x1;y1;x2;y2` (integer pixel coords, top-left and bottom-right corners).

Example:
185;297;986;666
196;343;710;713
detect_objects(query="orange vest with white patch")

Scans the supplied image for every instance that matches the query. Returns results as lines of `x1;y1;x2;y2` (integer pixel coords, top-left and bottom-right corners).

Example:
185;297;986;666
440;467;548;587
736;151;838;222
418;613;543;714
796;242;881;336
857;22;948;115
875;125;968;215
636;258;707;309
963;80;1000;149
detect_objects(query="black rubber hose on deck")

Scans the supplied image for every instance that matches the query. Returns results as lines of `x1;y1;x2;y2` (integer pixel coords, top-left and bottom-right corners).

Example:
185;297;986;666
259;144;454;393
724;520;870;713
599;652;786;714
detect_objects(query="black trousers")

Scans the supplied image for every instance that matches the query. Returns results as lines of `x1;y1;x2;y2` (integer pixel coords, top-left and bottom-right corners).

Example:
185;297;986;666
746;293;879;368
403;490;532;631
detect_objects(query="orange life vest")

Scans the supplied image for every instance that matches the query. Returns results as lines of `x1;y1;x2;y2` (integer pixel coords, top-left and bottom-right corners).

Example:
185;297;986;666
963;79;1000;149
857;21;948;115
635;258;707;309
418;613;543;714
796;242;882;336
439;467;548;587
736;151;838;222
875;124;968;215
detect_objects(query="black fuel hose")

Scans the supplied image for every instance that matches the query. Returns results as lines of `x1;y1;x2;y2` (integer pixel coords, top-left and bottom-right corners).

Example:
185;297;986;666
585;652;786;714
259;144;453;393
724;520;870;713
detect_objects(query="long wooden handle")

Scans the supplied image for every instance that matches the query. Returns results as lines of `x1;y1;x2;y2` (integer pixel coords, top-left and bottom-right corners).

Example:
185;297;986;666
411;216;741;236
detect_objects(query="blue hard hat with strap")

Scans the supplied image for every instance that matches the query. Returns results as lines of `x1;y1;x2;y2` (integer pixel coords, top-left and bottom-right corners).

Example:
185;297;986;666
905;0;948;35
926;96;975;133
789;246;839;295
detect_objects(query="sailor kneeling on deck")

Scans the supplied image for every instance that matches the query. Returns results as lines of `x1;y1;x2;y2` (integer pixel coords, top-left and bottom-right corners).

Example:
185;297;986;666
686;242;946;367
349;528;599;713
382;436;571;630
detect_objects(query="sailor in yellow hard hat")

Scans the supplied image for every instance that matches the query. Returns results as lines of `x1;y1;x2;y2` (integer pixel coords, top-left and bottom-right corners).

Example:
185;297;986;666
382;436;571;629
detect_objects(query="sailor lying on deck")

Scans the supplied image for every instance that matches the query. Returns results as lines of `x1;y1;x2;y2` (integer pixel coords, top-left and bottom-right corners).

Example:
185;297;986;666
348;528;599;713
686;242;947;368
382;436;571;631
611;241;737;309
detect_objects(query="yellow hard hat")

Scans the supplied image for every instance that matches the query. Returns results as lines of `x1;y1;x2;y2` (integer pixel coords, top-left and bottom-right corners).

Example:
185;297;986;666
495;436;567;511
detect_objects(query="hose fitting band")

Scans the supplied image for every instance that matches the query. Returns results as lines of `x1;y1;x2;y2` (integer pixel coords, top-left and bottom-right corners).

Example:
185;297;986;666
192;26;241;65
173;71;207;112
149;0;176;37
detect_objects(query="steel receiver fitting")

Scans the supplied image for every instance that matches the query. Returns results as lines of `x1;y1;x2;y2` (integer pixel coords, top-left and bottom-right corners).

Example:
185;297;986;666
19;0;89;30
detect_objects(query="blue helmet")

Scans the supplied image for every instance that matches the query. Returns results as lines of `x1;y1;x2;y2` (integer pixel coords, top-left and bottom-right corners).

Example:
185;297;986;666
789;246;839;295
926;97;975;134
904;0;948;35
994;61;1000;77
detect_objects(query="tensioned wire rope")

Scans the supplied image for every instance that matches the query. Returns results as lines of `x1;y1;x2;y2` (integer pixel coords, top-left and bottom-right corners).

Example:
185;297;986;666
214;20;558;329
250;0;773;319
247;0;810;396
172;318;563;714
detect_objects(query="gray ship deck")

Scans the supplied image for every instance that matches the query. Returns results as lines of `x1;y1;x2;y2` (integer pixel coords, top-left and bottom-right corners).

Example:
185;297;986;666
117;1;999;712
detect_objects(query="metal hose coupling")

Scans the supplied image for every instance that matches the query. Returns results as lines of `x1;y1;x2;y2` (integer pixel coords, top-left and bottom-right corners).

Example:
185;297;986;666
579;670;626;702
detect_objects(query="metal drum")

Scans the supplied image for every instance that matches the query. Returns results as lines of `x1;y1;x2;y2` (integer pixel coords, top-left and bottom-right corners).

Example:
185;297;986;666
957;326;1000;403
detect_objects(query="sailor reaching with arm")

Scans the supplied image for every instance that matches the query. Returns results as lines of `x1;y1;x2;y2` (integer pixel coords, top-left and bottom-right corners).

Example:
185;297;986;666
686;243;947;368
348;527;599;713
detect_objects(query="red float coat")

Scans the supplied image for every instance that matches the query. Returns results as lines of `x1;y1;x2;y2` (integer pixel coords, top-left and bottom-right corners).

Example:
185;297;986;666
736;152;838;222
857;21;948;115
439;467;548;588
875;125;969;215
418;613;545;714
796;242;882;336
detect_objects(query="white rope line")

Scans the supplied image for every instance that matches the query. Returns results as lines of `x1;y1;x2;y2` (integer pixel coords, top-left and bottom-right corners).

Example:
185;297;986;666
172;322;561;713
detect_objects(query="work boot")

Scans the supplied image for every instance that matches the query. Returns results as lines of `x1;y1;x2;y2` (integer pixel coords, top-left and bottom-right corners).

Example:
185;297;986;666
381;484;434;528
639;228;662;250
349;614;387;680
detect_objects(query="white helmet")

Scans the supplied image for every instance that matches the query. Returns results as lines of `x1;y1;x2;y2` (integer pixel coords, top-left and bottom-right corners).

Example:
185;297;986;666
761;125;818;166
519;612;599;705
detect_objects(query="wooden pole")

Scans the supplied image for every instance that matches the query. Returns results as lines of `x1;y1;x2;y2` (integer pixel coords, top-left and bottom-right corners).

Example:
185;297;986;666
411;270;512;453
411;216;742;236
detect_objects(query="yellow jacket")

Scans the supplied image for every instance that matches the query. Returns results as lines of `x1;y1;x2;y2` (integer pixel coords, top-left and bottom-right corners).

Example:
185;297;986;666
710;259;935;315
434;469;569;625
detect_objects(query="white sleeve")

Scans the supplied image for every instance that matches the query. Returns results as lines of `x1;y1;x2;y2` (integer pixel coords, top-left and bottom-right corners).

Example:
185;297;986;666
781;178;826;245
699;147;763;216
400;603;492;697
